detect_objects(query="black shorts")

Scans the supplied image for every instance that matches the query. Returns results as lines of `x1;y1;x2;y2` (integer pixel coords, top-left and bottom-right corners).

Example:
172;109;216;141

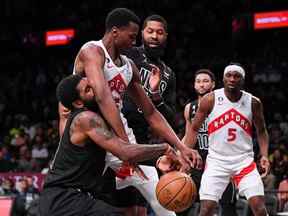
39;187;124;216
99;168;147;207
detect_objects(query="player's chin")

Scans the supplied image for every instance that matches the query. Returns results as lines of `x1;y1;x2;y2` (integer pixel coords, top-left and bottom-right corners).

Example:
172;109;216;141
147;43;160;48
226;85;238;90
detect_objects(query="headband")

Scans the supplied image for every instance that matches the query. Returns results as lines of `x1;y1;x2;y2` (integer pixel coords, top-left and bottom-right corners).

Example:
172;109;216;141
224;65;245;78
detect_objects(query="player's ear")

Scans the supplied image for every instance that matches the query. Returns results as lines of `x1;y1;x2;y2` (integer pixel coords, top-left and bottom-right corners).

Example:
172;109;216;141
112;27;118;37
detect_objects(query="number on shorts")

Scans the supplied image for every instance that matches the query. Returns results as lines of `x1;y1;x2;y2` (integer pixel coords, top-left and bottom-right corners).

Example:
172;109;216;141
227;128;236;142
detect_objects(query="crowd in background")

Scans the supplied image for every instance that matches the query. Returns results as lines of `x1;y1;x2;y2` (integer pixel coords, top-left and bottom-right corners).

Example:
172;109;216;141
0;0;288;213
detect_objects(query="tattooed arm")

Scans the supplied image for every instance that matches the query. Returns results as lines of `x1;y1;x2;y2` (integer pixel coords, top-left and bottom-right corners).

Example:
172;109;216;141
73;110;175;163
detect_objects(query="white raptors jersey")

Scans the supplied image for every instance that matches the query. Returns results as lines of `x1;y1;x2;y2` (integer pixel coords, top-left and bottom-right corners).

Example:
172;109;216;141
207;88;254;162
80;40;133;110
73;40;136;144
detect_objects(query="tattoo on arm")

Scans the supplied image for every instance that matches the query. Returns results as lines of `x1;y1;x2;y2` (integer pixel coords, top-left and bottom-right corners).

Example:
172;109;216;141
89;115;113;139
69;113;83;137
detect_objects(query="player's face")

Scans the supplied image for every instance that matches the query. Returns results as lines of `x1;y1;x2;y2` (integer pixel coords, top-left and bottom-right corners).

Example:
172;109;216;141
142;21;167;48
77;78;99;110
194;73;215;96
223;71;244;91
114;22;139;50
77;78;94;102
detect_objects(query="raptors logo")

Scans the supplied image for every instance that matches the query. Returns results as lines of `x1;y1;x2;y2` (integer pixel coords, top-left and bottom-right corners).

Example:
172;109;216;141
108;73;127;108
208;108;252;136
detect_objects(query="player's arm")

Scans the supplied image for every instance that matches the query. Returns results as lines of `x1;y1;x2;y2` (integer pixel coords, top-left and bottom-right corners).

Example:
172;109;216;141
187;93;214;148
252;96;270;175
127;61;201;168
79;44;128;141
252;97;269;157
79;111;176;163
58;102;70;137
150;66;177;129
182;103;196;148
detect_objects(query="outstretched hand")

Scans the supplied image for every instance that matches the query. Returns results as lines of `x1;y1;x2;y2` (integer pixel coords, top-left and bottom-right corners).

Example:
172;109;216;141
148;64;161;92
178;146;203;171
156;146;202;174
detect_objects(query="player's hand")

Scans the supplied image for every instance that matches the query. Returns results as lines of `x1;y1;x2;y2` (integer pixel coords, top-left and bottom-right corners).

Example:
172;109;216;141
178;146;203;170
148;64;161;92
156;145;181;173
61;107;71;118
156;155;180;174
259;155;270;178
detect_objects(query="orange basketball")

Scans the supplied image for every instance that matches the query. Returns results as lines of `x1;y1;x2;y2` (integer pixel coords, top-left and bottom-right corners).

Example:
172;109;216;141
156;171;197;213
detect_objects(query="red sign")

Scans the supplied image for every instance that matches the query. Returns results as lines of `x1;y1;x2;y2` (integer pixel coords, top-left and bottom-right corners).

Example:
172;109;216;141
254;10;288;30
0;197;13;216
45;29;75;46
0;173;46;190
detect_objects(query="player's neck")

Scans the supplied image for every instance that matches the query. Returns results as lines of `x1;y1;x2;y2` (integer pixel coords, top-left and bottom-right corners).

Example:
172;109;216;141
102;35;120;62
224;89;242;102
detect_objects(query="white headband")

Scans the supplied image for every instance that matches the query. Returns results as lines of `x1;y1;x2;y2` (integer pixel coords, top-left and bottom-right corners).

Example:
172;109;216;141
224;65;245;78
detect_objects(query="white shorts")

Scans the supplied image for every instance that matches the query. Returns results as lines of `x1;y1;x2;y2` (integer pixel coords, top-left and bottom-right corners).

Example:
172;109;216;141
199;155;264;202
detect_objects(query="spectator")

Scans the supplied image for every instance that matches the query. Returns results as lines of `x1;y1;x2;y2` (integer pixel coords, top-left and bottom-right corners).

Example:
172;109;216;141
0;147;16;172
11;177;39;216
31;135;48;171
278;178;288;212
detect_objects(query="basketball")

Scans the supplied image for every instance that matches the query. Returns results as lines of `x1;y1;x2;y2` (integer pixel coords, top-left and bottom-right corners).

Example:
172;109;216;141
156;171;197;213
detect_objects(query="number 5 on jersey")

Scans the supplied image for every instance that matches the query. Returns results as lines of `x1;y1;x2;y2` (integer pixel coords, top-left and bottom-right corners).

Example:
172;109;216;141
227;128;236;142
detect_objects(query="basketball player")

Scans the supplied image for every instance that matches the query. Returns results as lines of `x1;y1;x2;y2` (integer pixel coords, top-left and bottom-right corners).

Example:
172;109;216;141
121;14;177;215
123;14;176;143
186;63;270;216
58;8;201;216
39;74;180;216
180;69;238;215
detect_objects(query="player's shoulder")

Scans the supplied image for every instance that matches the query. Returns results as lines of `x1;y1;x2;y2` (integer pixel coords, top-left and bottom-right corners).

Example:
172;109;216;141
242;90;260;104
79;41;104;57
184;102;191;112
251;94;262;107
164;64;173;74
123;46;143;60
202;91;215;102
74;110;105;128
200;92;215;113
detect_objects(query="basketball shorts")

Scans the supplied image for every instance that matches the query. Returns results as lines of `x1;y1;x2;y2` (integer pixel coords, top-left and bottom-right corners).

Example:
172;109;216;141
200;156;264;202
39;187;124;216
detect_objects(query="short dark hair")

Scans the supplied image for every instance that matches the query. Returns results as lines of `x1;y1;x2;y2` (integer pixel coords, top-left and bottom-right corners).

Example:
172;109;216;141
143;14;168;32
105;8;140;31
195;69;216;82
56;74;82;109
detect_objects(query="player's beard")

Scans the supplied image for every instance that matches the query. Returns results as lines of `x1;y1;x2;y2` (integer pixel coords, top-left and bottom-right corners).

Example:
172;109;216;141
143;41;166;60
83;99;99;113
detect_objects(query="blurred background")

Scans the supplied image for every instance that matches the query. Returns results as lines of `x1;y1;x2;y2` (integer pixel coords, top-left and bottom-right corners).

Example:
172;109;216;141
0;0;288;215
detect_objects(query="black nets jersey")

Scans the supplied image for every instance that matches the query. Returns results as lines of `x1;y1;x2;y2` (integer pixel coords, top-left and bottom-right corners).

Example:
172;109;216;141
44;109;106;193
122;46;176;143
189;100;209;162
